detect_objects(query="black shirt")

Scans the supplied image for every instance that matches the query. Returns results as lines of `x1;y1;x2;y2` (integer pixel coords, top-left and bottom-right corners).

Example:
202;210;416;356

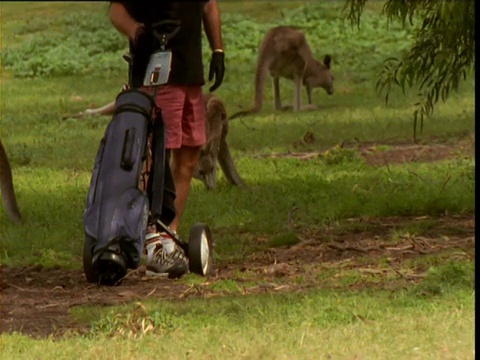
111;1;208;86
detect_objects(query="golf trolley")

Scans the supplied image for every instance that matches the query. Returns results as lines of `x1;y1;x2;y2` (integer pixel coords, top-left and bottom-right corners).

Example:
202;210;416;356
82;21;214;286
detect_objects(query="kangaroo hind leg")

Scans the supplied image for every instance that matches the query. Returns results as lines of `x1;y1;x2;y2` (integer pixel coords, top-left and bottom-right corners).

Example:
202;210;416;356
272;76;283;111
293;73;302;112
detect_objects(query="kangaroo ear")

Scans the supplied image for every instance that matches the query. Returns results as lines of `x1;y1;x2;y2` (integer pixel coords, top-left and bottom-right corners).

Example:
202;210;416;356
323;55;332;69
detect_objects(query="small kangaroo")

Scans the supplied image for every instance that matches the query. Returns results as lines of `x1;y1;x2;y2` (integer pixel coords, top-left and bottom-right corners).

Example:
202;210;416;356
64;93;246;190
0;138;22;223
230;26;334;119
196;93;247;189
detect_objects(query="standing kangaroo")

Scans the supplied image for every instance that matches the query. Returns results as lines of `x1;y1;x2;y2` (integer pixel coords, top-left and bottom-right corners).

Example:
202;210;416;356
64;93;246;190
0;138;22;223
230;26;334;119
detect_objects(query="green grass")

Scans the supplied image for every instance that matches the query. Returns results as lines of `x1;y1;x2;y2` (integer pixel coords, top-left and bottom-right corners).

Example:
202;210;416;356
0;2;475;358
2;287;475;360
1;152;474;267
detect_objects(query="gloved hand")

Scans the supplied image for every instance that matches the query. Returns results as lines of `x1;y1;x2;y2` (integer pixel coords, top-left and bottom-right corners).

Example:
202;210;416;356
208;51;225;92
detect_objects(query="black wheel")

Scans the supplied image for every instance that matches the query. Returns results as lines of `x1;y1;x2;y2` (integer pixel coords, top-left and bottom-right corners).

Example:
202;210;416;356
188;223;214;276
83;236;127;285
83;236;99;283
94;251;127;286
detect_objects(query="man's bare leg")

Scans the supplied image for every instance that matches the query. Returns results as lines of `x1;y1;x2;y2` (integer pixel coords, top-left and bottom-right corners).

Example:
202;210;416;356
144;145;197;278
169;145;202;232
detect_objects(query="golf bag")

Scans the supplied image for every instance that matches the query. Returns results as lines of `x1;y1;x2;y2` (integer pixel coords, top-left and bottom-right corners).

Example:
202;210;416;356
83;88;176;283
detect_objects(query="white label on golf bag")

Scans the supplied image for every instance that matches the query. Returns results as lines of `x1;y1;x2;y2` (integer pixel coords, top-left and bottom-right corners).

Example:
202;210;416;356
143;50;172;86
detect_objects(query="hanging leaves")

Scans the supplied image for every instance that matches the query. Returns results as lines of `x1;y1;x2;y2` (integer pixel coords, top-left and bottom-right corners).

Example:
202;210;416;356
342;0;475;141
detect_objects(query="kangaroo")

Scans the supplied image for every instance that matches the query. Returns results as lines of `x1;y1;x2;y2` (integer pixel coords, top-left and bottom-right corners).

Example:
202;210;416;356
64;93;246;190
0;138;22;223
195;93;246;190
230;26;334;119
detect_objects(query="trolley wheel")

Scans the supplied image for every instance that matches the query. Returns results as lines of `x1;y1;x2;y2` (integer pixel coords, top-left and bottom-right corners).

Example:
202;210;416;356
83;236;127;285
188;223;214;276
83;236;99;283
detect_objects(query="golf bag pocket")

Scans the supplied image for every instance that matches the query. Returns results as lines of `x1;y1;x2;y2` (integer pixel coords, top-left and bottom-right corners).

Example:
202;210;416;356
84;89;155;270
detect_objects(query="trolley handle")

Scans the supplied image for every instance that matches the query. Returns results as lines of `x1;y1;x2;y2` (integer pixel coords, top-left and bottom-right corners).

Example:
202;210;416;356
126;20;181;88
149;20;181;49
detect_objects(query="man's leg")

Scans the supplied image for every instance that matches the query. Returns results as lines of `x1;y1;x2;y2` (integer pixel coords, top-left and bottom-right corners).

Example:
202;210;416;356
168;85;206;231
143;85;189;278
143;85;206;278
144;146;193;278
169;145;202;232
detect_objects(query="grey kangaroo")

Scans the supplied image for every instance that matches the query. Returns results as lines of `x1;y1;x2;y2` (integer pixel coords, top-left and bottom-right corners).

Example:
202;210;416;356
230;26;334;119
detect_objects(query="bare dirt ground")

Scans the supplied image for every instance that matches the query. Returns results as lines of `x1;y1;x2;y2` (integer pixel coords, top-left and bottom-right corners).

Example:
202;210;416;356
0;136;475;339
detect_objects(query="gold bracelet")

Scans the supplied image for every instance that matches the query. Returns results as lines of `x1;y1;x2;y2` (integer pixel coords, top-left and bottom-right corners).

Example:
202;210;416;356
213;49;224;53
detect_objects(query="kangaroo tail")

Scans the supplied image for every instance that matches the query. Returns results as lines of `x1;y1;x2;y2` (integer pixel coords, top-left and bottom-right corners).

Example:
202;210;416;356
229;109;258;120
0;140;22;223
218;138;247;189
230;41;271;120
62;101;116;120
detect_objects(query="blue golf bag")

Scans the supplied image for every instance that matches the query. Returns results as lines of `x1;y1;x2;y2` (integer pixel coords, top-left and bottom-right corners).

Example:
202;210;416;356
83;88;176;285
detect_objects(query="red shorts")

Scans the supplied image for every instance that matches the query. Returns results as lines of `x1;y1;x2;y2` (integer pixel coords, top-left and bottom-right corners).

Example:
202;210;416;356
143;84;206;149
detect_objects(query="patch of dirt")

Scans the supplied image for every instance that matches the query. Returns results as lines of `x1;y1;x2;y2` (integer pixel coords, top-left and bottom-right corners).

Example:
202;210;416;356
358;135;475;166
0;214;474;339
0;138;475;339
258;133;475;166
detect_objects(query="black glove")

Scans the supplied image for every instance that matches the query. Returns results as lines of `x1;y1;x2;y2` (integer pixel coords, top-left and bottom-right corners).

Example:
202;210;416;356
208;51;225;92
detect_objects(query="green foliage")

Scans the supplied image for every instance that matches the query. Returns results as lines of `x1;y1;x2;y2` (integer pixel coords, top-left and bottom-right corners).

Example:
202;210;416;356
320;145;363;165
267;232;301;248
1;2;415;88
37;249;79;269
411;260;475;297
1;12;126;77
89;303;178;338
217;4;415;87
343;0;475;139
